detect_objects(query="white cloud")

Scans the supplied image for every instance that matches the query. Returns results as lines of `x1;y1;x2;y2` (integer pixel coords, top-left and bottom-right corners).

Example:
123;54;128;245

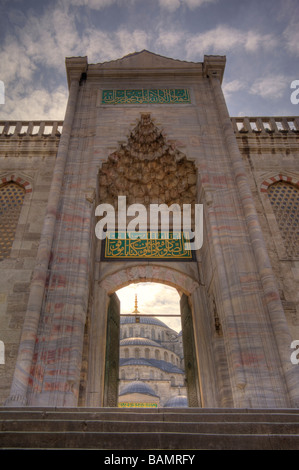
0;0;295;119
64;0;131;9
68;0;217;11
244;31;278;52
155;30;185;50
158;0;181;12
2;86;68;120
0;2;152;117
186;26;278;58
115;29;150;56
116;282;181;332
0;39;36;84
249;75;290;99
183;0;217;9
283;21;299;56
223;79;247;98
19;6;81;70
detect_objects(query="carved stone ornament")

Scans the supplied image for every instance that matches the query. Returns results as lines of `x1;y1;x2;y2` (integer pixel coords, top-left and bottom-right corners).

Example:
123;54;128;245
99;114;197;208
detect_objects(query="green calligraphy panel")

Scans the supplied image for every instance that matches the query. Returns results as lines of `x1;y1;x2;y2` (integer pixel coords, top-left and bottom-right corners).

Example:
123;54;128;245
101;232;195;261
101;89;191;105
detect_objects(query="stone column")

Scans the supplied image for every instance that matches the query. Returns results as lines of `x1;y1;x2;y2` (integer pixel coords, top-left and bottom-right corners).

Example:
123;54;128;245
208;68;299;407
85;286;109;407
190;286;220;407
5;59;87;407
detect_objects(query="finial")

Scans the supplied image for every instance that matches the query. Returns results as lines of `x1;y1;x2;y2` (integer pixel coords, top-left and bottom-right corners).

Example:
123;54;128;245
132;293;140;323
132;293;140;314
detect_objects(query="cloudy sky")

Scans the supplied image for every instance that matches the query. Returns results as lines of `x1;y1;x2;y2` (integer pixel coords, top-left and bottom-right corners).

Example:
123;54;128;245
116;283;182;332
0;0;298;120
0;0;298;328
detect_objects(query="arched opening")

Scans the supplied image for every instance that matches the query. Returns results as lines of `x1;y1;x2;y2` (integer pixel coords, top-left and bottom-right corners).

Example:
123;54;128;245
97;278;201;409
83;264;202;408
85;112;203;408
117;282;187;408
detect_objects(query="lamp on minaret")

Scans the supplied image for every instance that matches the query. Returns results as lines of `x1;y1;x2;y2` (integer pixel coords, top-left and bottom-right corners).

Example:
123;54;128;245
132;293;140;323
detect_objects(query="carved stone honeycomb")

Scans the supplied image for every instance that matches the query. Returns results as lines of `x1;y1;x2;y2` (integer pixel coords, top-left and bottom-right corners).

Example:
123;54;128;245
99;114;197;209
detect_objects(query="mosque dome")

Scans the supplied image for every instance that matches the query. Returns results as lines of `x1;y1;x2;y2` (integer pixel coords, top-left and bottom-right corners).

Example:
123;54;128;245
163;395;188;408
120;337;161;347
118;293;187;408
119;380;158;398
120;315;168;328
119;357;184;374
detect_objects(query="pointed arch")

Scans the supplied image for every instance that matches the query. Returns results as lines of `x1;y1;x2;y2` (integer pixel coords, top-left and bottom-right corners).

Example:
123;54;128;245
0;174;32;193
260;174;299;193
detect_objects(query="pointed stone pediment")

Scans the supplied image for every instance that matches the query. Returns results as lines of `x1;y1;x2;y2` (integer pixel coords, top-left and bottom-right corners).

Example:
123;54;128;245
87;50;203;77
97;50;200;69
67;50;225;81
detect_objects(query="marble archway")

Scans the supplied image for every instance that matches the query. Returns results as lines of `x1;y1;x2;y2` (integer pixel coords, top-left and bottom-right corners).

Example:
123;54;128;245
83;263;202;407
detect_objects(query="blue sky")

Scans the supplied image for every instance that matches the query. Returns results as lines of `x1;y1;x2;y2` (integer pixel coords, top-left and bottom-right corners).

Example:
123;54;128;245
0;0;298;120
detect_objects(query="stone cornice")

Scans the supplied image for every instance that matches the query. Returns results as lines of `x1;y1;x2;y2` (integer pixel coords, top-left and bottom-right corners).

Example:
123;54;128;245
65;51;226;82
65;56;88;89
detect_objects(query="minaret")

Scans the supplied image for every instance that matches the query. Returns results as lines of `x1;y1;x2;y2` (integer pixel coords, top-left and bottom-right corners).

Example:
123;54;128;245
132;293;140;323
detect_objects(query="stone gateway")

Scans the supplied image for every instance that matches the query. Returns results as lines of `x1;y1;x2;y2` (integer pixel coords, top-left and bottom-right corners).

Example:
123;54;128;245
0;51;298;420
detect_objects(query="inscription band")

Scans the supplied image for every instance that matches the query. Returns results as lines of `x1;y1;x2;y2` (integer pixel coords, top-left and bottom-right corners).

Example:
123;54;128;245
101;232;195;261
102;89;191;105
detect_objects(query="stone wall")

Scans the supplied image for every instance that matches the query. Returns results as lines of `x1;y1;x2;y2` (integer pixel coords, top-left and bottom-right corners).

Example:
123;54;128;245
234;117;299;340
0;121;62;405
0;53;298;409
0;113;298;407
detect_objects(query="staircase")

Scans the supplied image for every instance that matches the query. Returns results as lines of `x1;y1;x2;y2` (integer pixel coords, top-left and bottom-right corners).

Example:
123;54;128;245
1;407;299;450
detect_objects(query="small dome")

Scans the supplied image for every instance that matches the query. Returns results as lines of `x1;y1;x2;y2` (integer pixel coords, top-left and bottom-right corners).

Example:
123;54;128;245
120;337;161;347
119;381;158;398
163;395;188;408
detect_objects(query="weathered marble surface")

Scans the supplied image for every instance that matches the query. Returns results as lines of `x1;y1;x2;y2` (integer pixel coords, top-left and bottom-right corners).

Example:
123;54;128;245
1;52;298;409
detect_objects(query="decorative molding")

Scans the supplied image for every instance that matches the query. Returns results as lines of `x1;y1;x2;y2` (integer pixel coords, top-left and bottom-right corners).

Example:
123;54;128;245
99;264;200;295
261;174;299;193
0;174;32;193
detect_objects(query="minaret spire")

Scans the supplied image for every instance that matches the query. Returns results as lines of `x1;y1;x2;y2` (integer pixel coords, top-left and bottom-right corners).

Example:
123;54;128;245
132;293;140;323
132;293;140;314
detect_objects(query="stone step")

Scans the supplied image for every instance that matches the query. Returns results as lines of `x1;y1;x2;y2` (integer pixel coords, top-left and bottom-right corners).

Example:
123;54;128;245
2;418;299;434
1;407;299;450
1;430;299;450
2;407;299;422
